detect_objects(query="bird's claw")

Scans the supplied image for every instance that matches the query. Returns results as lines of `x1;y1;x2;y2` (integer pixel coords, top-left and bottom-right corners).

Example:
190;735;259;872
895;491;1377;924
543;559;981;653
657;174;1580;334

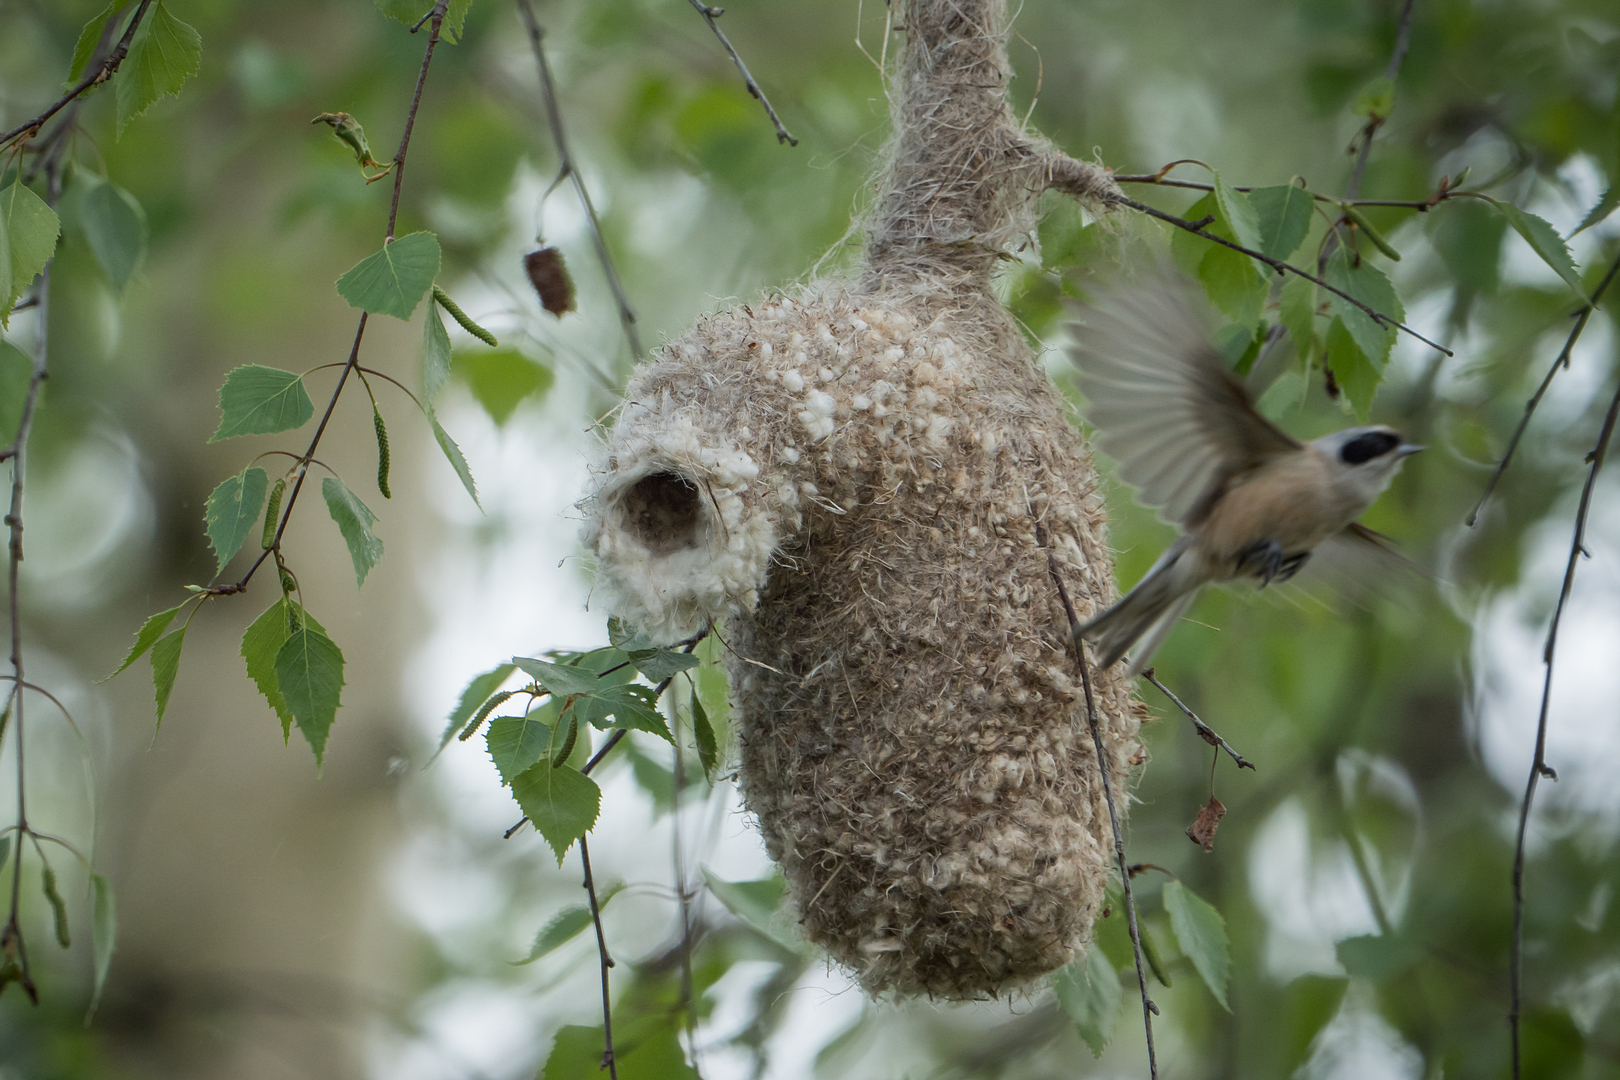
1240;541;1308;587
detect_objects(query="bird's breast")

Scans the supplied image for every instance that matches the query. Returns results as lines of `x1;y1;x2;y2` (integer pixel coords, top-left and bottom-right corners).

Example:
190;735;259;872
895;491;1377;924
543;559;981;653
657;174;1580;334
1196;452;1365;574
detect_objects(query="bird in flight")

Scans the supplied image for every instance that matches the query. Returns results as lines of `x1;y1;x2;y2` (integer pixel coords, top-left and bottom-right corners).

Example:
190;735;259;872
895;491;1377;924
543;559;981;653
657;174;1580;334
1069;274;1422;674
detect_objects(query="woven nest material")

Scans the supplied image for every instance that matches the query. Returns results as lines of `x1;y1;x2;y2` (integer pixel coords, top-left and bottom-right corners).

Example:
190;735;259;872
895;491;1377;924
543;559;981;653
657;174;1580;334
582;0;1144;998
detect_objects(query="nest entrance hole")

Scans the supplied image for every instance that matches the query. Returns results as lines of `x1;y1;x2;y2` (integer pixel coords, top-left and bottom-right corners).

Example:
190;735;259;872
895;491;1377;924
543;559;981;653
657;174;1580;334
622;471;705;556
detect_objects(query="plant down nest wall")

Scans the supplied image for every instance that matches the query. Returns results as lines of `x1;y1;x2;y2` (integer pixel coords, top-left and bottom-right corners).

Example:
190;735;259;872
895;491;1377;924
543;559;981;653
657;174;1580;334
582;0;1144;998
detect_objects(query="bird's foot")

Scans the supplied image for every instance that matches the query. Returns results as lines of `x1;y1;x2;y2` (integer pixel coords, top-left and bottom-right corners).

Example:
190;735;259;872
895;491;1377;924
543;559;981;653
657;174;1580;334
1239;540;1304;588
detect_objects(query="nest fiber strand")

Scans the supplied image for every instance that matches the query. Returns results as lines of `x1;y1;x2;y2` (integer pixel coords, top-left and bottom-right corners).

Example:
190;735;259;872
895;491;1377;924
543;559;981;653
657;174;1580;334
584;0;1142;998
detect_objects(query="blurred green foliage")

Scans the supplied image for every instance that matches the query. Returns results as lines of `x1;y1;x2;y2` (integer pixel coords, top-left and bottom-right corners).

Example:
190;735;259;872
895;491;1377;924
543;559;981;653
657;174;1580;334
0;0;1618;1077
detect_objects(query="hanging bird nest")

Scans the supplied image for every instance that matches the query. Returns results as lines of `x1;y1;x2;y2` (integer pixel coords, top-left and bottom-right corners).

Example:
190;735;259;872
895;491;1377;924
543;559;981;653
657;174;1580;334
582;0;1144;998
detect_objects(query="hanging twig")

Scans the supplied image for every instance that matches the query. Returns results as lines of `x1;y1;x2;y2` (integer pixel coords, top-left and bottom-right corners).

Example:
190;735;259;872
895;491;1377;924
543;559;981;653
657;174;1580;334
1466;252;1620;526
1111;171;1457;212
202;1;451;599
669;691;701;1072
1139;668;1255;771
579;835;620;1080
682;0;798;146
1038;533;1158;1080
513;0;644;362
1508;373;1620;1079
1318;0;1418;273
0;0;155;150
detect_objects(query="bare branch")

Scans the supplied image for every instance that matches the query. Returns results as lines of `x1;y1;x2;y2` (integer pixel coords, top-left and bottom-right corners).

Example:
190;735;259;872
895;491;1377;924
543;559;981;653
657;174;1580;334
580;835;620;1080
683;0;798;146
1467;251;1620;526
1140;669;1255;771
1039;530;1158;1080
1509;367;1620;1079
513;0;644;361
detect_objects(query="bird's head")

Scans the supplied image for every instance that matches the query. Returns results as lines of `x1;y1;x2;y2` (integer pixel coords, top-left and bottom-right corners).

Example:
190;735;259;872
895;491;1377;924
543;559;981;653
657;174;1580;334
1314;425;1424;504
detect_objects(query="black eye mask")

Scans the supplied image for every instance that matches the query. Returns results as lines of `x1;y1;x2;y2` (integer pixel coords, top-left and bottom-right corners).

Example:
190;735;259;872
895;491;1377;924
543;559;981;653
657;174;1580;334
1340;430;1401;465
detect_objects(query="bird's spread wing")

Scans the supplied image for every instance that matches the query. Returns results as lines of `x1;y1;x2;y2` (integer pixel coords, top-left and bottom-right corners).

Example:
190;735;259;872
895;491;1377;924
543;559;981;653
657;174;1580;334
1069;273;1300;526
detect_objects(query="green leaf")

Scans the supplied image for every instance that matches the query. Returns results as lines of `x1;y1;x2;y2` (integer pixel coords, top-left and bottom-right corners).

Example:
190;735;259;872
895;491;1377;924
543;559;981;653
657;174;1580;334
454;349;552;426
0;341;30;444
376;0;475;39
1572;184;1618;237
274;623;346;766
320;477;384;588
1248;184;1315;260
512;656;601;698
86;873;117;1021
71;2;131;82
1432;201;1505;298
108;602;185;678
1212;171;1266;256
150;624;187;729
701;865;786;940
1326;318;1381;419
1054;945;1123;1056
1;181;62;327
422;304;453;404
487;705;560;786
1199;244;1267;327
1351;76;1395;119
630;648;700;682
1335;933;1417;980
541;1020;699;1080
204;466;268;574
577;683;673;743
514;888;623;966
1493;202;1588;301
1279;273;1318;368
242;598;328;739
429;412;480;508
436;662;516;751
511;762;600;864
691;688;717;777
1323;248;1401;369
80;179;147;291
335;231;441;319
115;1;203;136
209;365;314;441
1163;879;1230;1010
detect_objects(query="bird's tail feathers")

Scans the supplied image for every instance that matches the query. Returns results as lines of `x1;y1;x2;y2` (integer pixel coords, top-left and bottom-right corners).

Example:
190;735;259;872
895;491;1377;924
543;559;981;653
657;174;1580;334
1079;539;1200;672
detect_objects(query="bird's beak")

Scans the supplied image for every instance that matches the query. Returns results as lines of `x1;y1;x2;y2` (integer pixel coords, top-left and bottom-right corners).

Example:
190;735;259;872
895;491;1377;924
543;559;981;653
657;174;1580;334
1397;443;1425;457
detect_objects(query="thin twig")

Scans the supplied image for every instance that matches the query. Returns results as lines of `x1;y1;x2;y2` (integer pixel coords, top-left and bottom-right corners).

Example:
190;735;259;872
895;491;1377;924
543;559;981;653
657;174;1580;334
1038;532;1158;1079
1509;375;1620;1079
580;835;620;1080
1111;172;1455;212
513;0;643;361
212;1;450;597
1319;0;1418;272
0;111;74;1009
683;0;798;146
1075;182;1458;354
669;692;700;1071
0;0;154;149
1140;668;1255;770
1467;252;1620;526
